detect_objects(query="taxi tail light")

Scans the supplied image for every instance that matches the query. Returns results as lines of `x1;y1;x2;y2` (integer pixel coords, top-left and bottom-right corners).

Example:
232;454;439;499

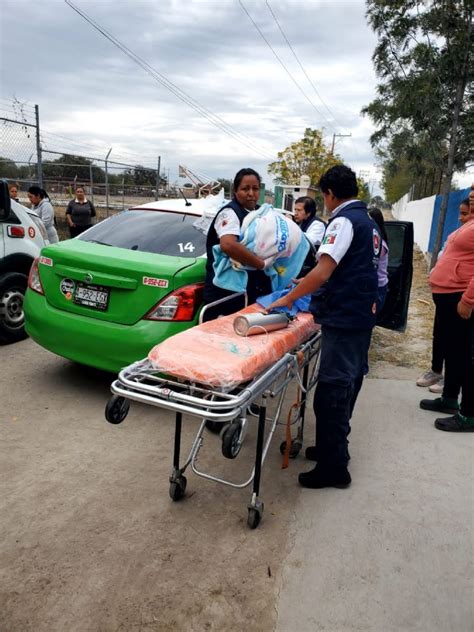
144;283;204;321
28;258;45;295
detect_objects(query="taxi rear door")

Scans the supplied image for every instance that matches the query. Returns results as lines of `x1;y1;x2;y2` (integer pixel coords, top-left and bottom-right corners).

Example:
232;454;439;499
376;221;414;332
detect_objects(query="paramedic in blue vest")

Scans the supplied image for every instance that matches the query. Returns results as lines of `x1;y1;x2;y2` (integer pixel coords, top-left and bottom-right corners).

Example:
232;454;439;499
266;165;381;489
203;168;272;322
294;196;326;249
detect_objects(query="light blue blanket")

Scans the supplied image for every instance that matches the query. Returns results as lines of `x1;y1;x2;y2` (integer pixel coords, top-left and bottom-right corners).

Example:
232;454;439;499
212;205;309;294
256;287;312;316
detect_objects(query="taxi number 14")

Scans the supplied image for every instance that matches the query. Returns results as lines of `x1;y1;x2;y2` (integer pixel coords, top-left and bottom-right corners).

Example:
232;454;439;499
177;242;195;253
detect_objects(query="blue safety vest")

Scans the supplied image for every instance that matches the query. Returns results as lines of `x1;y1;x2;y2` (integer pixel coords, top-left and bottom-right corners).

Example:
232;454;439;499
310;201;381;330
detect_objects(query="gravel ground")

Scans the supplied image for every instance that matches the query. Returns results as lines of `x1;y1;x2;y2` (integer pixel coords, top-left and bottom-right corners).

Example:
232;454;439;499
369;246;433;380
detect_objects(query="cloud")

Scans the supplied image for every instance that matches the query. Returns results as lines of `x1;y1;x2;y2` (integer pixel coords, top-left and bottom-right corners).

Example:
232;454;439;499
1;0;384;187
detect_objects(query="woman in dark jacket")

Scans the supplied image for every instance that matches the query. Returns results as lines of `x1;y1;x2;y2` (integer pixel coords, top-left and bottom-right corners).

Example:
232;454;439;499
66;186;96;237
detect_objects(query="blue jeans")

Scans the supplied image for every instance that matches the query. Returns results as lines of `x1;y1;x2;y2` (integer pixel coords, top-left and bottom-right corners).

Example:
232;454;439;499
313;325;373;468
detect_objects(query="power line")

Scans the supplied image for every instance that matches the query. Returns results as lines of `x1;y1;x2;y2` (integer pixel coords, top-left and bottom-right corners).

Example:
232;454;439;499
265;0;344;129
64;0;274;161
238;0;335;132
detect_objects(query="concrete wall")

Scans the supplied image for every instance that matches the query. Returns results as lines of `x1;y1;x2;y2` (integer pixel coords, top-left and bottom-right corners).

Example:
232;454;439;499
391;187;470;254
391;193;436;253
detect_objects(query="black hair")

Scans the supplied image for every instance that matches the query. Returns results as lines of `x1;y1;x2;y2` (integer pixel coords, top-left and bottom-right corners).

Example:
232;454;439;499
75;184;85;192
233;168;261;193
295;196;317;219
28;185;50;200
319;165;358;199
368;207;388;243
460;197;470;206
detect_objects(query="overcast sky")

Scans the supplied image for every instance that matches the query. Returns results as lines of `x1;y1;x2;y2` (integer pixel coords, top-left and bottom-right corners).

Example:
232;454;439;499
1;0;470;194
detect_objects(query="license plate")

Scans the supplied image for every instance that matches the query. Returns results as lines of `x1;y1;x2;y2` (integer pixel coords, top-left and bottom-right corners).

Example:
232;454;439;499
73;282;110;311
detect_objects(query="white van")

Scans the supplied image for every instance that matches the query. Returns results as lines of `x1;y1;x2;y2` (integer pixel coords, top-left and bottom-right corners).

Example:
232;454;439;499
0;184;49;343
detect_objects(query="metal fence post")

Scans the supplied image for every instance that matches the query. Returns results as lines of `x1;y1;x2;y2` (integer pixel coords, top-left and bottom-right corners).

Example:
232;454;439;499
35;104;43;187
105;147;112;216
156;155;161;200
89;163;94;204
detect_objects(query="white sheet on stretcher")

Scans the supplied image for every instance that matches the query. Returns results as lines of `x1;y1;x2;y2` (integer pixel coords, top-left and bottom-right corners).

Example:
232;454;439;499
148;304;319;391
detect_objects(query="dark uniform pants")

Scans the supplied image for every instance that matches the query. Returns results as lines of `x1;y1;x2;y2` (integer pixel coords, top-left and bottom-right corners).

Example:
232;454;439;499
313;325;373;468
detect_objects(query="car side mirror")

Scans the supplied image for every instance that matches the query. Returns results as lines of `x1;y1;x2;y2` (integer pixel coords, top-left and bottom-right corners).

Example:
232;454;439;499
0;179;12;220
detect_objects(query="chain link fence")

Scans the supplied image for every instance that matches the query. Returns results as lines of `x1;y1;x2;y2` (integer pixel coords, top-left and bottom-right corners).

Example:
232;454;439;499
0;100;184;220
0;101;42;203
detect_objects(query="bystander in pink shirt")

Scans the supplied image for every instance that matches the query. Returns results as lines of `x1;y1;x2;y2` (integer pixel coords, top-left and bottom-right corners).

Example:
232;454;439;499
429;219;474;307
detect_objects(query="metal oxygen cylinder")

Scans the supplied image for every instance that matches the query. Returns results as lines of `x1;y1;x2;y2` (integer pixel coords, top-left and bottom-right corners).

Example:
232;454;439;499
233;312;292;336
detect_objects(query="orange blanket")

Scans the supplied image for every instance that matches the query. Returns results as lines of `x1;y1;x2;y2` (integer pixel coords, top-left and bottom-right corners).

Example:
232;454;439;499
148;304;319;390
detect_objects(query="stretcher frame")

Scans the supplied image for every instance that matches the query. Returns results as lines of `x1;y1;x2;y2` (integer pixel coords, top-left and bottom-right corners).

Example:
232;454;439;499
106;294;321;528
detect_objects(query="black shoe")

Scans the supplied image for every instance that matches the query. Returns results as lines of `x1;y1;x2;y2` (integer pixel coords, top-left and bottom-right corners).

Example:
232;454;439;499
420;397;459;415
434;413;474;432
204;420;227;434
298;465;351;489
305;446;318;461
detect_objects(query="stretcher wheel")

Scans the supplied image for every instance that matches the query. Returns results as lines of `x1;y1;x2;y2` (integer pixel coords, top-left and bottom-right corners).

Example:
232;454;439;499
279;439;302;458
247;505;263;529
169;476;187;501
105;396;130;424
222;422;242;459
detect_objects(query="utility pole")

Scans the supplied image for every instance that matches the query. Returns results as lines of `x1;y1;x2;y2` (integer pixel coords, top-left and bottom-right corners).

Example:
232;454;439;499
105;147;112;215
35;104;43;187
156;155;161;201
330;132;352;155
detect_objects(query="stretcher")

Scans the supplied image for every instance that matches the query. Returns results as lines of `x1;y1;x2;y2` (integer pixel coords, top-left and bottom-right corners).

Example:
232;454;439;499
106;298;321;529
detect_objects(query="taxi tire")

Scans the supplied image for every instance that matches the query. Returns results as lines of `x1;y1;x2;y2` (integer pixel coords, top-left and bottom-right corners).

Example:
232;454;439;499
0;272;28;345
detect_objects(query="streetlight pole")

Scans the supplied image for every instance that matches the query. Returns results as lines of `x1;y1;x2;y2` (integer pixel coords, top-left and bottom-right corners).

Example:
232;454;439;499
105;147;112;216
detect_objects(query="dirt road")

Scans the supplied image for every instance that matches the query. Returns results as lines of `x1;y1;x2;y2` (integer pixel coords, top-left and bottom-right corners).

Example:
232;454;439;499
1;340;311;631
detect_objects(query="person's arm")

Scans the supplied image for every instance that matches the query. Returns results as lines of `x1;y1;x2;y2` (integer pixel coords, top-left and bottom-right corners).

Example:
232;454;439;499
220;234;266;270
265;215;355;310
66;202;75;227
265;254;338;310
40;201;55;229
458;275;474;319
89;202;96;218
305;220;326;247
214;207;266;269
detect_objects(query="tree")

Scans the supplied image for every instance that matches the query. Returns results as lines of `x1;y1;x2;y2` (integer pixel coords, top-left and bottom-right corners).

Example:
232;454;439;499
42;154;105;182
123;165;157;186
269;128;370;203
217;177;232;197
268;128;341;186
0;156;19;179
363;0;473;266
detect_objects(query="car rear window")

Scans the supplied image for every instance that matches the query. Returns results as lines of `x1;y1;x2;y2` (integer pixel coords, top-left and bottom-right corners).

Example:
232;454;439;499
78;210;207;257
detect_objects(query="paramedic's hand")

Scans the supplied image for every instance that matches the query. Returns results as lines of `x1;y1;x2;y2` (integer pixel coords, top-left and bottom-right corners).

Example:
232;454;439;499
457;301;472;319
264;295;293;313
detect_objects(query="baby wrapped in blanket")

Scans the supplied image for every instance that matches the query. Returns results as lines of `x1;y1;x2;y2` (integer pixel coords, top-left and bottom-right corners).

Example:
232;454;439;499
212;204;309;293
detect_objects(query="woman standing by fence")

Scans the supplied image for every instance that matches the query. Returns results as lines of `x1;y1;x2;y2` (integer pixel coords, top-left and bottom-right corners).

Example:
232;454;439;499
66;186;96;238
27;186;59;244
